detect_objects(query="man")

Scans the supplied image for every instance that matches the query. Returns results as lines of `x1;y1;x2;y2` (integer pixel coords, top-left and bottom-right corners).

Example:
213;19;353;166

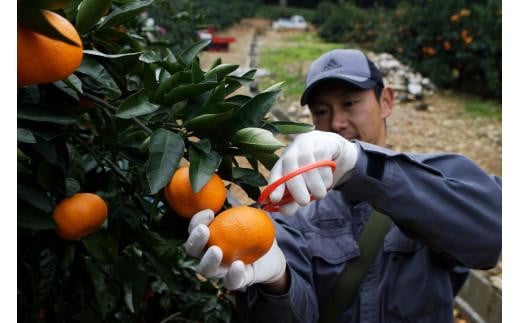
184;49;502;322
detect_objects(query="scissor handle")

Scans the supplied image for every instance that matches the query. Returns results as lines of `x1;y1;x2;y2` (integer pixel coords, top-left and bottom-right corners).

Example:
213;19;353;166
258;160;336;212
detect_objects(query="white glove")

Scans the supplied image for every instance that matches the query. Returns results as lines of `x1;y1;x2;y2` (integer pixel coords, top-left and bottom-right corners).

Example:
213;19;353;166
183;209;287;290
268;130;359;215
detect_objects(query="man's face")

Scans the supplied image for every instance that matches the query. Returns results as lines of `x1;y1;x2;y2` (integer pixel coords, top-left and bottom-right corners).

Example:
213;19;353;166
307;81;393;146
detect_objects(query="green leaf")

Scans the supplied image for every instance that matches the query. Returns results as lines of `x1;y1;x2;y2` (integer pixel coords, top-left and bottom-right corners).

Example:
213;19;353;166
116;90;159;119
264;81;285;92
192;60;205;83
76;0;111;34
139;50;162;63
77;56;121;96
18;128;36;143
205;64;239;81
37;249;58;300
18;6;80;46
18;182;54;213
143;252;178;292
84;257;117;318
54;74;84;101
113;255;148;314
162;82;219;106
37;161;64;190
241;69;257;78
65;177;81;196
226;74;254;86
226;95;252;106
30;124;64;141
113;256;143;285
268;121;315;134
184;108;235;131
97;0;154;30
164;48;178;64
232;127;285;152
18;201;56;230
17;148;30;162
54;74;83;100
113;256;147;313
146;129;185;194
232;167;267;187
18;103;79;125
60;243;76;270
53;80;79;100
210;57;222;69
179;39;211;65
18;213;57;230
66;74;83;93
222;79;242;97
248;150;279;170
189;143;221;193
33;139;58;165
83;49;142;59
82;232;118;262
152;71;182;102
139;230;180;263
191;139;211;154
223;86;282;135
20;85;40;103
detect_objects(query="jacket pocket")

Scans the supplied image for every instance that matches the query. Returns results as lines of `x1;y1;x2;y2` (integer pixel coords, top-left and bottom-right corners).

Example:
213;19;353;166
382;226;453;319
305;227;359;264
304;225;360;304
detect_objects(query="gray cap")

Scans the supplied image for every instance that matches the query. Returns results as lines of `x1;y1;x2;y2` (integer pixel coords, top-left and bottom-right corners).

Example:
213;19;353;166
300;49;384;106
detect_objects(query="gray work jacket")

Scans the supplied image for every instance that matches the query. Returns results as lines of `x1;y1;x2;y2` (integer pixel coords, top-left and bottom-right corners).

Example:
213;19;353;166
236;141;502;323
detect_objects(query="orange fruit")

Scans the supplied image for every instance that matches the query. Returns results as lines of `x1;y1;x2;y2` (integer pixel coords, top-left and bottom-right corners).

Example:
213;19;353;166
18;9;83;86
164;166;226;219
207;206;275;265
53;193;108;240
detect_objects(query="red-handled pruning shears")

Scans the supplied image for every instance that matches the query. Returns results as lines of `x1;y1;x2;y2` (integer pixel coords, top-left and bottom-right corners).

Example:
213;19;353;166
257;160;336;212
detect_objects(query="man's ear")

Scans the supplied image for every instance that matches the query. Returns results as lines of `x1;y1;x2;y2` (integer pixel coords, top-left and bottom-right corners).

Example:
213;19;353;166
379;87;394;119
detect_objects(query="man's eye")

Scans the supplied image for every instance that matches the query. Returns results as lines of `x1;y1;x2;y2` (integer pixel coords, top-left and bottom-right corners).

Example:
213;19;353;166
313;109;328;116
343;100;356;107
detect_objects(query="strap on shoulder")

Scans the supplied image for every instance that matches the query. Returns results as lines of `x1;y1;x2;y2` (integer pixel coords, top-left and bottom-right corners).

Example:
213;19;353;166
318;209;392;323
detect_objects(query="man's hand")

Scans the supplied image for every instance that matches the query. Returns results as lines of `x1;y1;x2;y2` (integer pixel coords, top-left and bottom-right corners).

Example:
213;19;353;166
269;130;359;215
184;209;287;290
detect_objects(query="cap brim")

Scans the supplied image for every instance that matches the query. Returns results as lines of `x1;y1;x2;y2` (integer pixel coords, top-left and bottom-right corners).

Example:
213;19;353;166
300;76;377;106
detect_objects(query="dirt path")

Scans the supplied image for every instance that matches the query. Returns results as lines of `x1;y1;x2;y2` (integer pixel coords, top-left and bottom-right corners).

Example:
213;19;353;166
387;94;501;176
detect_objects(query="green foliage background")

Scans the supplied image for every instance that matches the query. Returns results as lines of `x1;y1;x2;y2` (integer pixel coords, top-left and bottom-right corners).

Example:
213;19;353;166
314;0;502;98
18;1;312;322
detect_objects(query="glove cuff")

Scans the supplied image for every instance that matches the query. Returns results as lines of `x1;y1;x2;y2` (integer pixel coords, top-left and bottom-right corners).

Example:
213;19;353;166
262;256;287;285
333;140;359;187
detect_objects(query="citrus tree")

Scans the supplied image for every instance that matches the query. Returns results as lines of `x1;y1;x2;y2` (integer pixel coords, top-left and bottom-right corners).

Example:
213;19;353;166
17;0;313;321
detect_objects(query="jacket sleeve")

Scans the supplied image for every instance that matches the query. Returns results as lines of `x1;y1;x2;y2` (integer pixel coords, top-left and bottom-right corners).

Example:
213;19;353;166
235;216;319;323
339;141;502;269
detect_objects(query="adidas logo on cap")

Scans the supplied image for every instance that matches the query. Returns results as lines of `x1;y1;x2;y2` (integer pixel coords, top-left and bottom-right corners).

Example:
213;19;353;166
322;59;341;72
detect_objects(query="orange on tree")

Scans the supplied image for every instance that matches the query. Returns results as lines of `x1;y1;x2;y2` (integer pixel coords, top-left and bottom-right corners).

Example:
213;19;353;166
18;9;83;86
207;206;275;265
164;166;226;219
53;193;108;240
